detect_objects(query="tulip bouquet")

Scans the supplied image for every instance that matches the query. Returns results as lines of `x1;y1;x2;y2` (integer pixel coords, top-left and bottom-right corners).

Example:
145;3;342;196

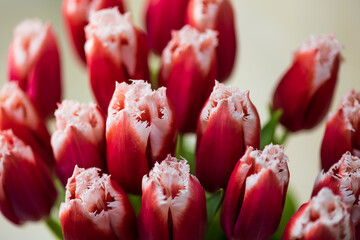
0;0;359;240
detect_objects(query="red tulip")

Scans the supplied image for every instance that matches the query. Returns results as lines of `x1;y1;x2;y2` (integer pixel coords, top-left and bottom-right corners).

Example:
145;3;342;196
144;0;189;54
59;166;136;240
272;34;343;132
196;81;260;192
138;155;207;240
0;130;57;225
283;188;354;240
85;8;150;111
106;81;177;194
7;19;61;118
186;0;237;81
62;0;125;64
221;144;289;240
312;152;360;239
321;90;360;171
0;82;53;169
51;100;106;185
159;25;218;133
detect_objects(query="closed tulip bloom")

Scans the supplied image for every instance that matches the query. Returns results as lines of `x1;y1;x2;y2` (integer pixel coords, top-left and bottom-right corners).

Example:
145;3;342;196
0;82;53;169
145;0;189;54
62;0;125;63
106;81;177;194
0;130;57;225
312;152;360;238
272;34;343;132
51;100;106;185
196;81;260;192
186;0;236;81
7;19;61;118
85;8;150;111
159;25;218;133
282;188;354;240
321;90;360;172
138;156;207;240
221;144;289;240
59;166;136;240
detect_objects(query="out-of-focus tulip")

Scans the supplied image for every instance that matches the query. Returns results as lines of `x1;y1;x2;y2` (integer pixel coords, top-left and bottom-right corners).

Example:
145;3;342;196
145;0;189;54
7;19;61;118
272;34;343;132
196;81;260;192
0;130;57;225
283;188;354;240
138;155;207;240
85;8;150;111
221;144;289;240
106;81;177;194
0;82;53;169
62;0;125;64
312;152;360;239
51;100;106;185
159;25;218;133
321;90;360;171
59;166;136;240
186;0;237;81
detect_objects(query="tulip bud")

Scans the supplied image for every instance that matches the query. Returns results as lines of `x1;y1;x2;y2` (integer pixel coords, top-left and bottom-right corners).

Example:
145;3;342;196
145;0;189;54
312;152;360;238
159;25;218;133
321;90;360;171
0;130;57;225
0;82;53;169
62;0;125;63
85;8;150;111
283;188;354;240
138;155;207;240
272;34;343;132
7;19;62;118
221;144;289;240
51;100;106;185
196;81;260;192
186;0;237;81
106;81;177;194
59;166;136;240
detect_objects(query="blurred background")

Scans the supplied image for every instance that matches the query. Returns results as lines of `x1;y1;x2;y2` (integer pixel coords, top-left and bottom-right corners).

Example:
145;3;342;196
0;0;359;238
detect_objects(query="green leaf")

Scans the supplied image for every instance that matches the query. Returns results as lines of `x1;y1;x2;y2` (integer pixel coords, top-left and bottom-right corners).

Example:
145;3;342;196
206;189;224;222
205;207;227;240
176;134;195;174
270;190;298;240
260;107;282;150
127;194;142;216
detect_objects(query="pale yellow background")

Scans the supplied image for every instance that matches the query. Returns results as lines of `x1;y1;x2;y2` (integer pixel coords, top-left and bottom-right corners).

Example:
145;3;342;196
0;0;359;239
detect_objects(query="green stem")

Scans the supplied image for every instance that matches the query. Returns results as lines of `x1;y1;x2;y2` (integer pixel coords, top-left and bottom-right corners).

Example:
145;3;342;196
45;217;63;240
176;133;184;158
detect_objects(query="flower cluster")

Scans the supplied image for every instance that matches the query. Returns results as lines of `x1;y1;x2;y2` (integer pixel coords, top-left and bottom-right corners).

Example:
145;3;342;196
0;0;359;240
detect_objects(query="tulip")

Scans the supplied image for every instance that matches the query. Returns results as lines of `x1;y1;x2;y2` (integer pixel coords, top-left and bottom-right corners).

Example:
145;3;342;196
0;130;57;225
62;0;125;64
221;144;289;240
282;188;354;240
51;100;106;185
312;152;360;239
196;81;260;192
85;8;150;111
59;166;136;240
321;90;360;171
145;0;189;54
186;0;237;81
0;82;53;169
138;155;207;240
159;25;218;133
106;80;177;194
7;19;61;118
272;34;343;132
